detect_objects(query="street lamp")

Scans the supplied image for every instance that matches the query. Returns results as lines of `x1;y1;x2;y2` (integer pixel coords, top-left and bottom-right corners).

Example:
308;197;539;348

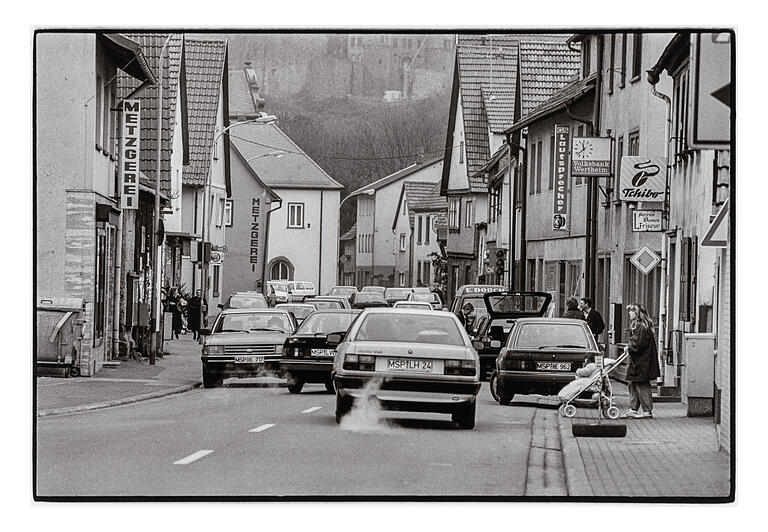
246;150;286;162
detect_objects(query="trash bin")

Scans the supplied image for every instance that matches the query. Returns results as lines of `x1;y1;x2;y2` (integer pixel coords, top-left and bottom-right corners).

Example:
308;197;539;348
36;297;85;377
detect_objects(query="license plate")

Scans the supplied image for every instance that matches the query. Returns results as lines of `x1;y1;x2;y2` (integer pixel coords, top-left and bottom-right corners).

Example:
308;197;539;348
234;355;265;364
311;348;336;358
378;358;436;374
536;361;571;371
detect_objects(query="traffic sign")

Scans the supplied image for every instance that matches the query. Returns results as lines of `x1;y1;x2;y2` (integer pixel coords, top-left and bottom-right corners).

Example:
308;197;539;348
630;245;661;276
701;198;729;247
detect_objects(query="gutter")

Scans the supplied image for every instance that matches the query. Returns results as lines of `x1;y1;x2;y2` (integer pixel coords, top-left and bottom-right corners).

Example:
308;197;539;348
261;199;283;297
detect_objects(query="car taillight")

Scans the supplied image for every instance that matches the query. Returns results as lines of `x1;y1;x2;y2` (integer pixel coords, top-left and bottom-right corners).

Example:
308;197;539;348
343;354;375;371
282;346;293;357
500;359;526;370
445;359;476;376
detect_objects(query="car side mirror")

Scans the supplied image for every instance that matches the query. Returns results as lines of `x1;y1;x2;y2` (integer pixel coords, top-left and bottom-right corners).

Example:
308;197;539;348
472;341;484;350
327;333;344;346
199;328;211;336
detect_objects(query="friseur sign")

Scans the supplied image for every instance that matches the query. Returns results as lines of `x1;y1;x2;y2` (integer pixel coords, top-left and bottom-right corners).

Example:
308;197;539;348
120;99;140;210
619;156;666;202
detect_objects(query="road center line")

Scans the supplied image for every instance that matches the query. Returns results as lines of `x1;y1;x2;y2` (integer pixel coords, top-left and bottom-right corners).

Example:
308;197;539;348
249;423;276;433
174;450;213;465
302;407;322;414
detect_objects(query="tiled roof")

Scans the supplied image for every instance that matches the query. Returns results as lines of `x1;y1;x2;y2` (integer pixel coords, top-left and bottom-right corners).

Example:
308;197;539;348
482;86;517;133
413;182;448;213
404;181;439;226
116;33;185;195
508;73;597;132
228;69;257;118
350;155;443;195
519;41;580;118
228;122;343;189
183;38;228;187
340;223;357;241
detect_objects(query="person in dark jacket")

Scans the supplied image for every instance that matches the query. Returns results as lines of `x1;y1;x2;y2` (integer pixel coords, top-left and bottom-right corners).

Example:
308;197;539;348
458;302;475;335
169;287;183;340
580;297;605;340
562;297;585;320
621;303;661;419
187;290;202;340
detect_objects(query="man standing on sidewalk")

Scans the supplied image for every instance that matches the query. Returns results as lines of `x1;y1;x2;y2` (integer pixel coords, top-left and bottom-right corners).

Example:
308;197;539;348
579;297;604;342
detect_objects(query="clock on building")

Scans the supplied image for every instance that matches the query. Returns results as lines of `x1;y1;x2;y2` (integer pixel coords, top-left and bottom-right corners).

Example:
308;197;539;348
572;138;595;160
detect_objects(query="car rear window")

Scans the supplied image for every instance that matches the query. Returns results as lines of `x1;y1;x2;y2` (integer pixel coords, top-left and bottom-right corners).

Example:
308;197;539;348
215;313;292;333
229;295;267;309
296;313;357;335
307;300;343;309
385;288;412;299
330;287;356;296
411;293;437;303
277;305;315;319
513;323;589;349
353;313;464;346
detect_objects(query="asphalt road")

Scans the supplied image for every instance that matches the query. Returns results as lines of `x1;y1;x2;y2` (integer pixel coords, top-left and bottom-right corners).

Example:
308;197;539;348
36;380;557;498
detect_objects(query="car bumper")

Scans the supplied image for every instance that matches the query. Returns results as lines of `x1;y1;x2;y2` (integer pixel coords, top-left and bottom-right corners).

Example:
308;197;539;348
333;374;480;410
201;356;282;377
279;358;333;374
497;369;576;393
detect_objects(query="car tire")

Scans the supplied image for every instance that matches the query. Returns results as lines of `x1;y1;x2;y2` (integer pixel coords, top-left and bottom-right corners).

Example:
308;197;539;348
202;365;222;388
325;380;335;393
335;392;353;423
287;374;305;394
452;401;476;429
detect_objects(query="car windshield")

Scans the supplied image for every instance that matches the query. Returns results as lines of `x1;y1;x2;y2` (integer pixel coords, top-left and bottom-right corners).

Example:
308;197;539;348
229;295;267;309
214;313;292;333
385;288;412;299
354;313;464;346
306;300;343;309
276;305;315;319
411;293;437;303
486;293;549;316
330;287;356;296
514;323;589;349
296;313;357;335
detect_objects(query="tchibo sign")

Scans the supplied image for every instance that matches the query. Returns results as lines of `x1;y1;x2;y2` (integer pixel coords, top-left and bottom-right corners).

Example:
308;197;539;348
619;156;666;202
120;99;141;210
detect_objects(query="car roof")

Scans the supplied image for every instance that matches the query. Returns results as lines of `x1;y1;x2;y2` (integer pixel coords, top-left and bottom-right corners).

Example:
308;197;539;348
332;286;357;289
361;307;452;316
306;308;361;314
276;303;315;308
220;308;291;315
514;317;584;324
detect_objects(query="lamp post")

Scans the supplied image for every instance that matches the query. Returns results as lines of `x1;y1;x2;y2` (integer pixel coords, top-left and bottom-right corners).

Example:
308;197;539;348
199;115;278;328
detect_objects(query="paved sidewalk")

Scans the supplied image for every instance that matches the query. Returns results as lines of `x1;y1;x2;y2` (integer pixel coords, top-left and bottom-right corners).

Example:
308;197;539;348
36;335;204;417
557;381;732;499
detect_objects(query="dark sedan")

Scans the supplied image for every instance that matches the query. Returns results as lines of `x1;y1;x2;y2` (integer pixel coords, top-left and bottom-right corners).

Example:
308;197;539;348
280;309;362;393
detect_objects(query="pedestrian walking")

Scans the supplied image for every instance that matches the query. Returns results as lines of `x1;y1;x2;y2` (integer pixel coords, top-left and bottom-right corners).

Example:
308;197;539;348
187;290;202;340
562;297;585;320
580;297;605;340
458;302;475;335
620;303;661;419
169;287;183;340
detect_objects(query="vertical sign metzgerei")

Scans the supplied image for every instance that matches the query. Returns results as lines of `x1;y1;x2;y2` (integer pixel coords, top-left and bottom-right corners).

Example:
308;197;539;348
121;99;141;210
552;125;570;231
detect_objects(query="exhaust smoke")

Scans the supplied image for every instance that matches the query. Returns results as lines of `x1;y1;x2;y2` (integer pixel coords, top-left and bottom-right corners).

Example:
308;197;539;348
340;378;392;432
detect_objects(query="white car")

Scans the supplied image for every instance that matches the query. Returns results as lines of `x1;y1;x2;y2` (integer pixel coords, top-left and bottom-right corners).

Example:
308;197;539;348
392;300;433;311
287;281;316;303
267;281;290;306
331;308;480;429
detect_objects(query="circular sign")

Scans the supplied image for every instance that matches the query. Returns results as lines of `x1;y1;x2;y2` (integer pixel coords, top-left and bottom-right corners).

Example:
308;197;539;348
553;214;566;229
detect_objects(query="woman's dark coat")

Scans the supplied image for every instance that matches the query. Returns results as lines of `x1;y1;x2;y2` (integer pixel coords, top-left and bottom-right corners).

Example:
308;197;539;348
187;296;201;331
562;309;585;320
626;320;661;382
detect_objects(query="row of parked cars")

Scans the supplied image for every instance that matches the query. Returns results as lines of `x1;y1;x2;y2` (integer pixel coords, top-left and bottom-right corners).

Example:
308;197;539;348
200;283;600;430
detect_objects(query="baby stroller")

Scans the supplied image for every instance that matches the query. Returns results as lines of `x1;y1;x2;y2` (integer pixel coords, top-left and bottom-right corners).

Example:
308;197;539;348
557;347;630;420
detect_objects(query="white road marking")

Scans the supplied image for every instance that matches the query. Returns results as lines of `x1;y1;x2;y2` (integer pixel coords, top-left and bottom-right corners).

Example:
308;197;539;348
174;450;213;465
429;463;452;467
302;407;322;414
249;423;276;433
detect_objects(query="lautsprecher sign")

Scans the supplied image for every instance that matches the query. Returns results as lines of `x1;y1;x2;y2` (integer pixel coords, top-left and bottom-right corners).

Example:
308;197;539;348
553;125;570;231
619;156;666;202
120;99;140;210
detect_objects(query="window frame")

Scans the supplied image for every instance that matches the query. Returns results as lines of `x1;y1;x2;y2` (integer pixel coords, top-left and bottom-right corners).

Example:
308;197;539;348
536;139;543;194
628;130;640;156
607;34;615;94
287;202;305;229
464;199;473;229
620;34;628;88
224;199;233;227
448;197;461;230
631;33;643;82
529;141;537;195
399;233;406;252
95;74;103;149
549;134;555;191
417;215;423;245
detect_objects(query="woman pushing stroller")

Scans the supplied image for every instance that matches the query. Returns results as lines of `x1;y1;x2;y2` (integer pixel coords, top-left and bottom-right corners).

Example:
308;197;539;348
620;303;660;419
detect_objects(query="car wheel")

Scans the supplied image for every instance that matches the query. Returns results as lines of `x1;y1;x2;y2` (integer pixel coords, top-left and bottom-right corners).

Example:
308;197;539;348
202;365;222;388
490;371;512;405
452;401;476;429
287;374;305;394
325;380;335;393
335;392;353;423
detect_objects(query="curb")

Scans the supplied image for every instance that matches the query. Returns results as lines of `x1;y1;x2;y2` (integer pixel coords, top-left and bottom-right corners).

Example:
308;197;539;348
37;382;202;418
557;414;594;497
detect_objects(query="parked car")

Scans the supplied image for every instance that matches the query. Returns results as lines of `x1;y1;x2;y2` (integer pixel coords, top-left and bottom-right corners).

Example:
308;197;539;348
266;281;290;306
448;284;506;335
392;300;433;311
304;295;351;309
360;286;386;295
384;287;413;306
471;291;552;381
328;286;358;300
349;292;388;309
331;308;481;428
221;292;268;310
280;309;362;394
287;281;316;303
274;303;317;324
406;291;442;310
199;309;297;388
491;317;600;405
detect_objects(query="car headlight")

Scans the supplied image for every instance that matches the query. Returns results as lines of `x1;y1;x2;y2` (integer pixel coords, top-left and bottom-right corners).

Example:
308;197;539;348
203;344;224;355
273;345;282;354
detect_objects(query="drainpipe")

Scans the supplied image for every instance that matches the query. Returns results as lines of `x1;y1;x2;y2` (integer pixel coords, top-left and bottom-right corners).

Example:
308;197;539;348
112;216;123;358
261;198;283;297
589;34;604;301
506;136;527;290
318;190;324;294
650;79;672;387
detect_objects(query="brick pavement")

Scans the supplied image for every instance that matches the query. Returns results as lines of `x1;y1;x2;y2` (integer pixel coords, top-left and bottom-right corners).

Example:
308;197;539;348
557;381;732;499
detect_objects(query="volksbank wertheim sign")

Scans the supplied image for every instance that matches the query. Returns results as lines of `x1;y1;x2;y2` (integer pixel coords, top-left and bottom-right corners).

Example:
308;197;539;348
120;99;141;210
619;156;666;202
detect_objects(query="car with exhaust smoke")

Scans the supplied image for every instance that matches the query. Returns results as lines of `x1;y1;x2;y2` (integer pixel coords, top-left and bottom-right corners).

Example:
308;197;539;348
491;317;600;405
280;309;362;394
472;291;552;381
199;308;297;388
331;308;481;429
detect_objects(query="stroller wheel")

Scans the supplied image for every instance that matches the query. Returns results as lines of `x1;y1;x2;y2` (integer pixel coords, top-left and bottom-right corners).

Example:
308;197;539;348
563;404;577;418
605;406;620;420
